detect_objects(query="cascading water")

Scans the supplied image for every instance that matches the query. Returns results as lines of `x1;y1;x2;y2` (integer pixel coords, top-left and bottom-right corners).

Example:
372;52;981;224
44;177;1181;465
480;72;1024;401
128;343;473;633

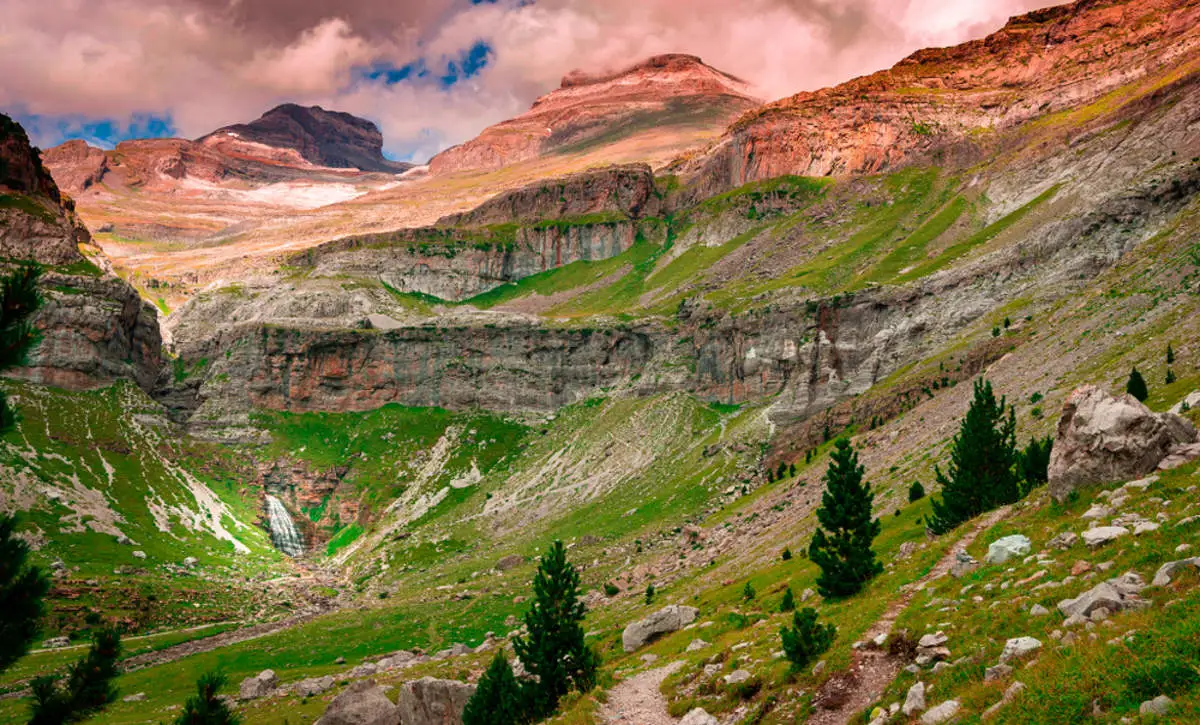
265;495;304;557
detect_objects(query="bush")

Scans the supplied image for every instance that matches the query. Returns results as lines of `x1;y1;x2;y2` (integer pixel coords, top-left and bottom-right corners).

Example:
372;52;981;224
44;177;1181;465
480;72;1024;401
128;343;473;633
781;547;792;561
907;481;925;503
645;583;655;605
780;608;835;671
780;586;795;613
603;583;619;597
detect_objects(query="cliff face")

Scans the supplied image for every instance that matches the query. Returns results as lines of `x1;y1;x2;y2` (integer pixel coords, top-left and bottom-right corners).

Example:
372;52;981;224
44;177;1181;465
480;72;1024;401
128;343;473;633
429;54;761;175
0;114;162;391
685;0;1200;194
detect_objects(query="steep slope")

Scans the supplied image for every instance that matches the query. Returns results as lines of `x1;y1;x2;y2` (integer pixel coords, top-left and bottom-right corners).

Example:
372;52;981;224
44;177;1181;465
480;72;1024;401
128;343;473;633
431;54;762;175
683;0;1200;194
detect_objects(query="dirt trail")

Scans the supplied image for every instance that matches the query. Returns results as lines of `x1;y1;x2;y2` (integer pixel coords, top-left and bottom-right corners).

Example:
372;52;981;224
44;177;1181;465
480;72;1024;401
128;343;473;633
806;506;1010;725
600;661;685;725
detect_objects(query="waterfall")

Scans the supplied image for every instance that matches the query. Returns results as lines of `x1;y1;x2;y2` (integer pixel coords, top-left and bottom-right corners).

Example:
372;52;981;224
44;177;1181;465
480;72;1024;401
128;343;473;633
265;495;304;557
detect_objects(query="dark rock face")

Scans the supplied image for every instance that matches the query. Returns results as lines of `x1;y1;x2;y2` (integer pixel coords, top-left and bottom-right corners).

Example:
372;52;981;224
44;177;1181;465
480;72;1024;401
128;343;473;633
203;104;411;173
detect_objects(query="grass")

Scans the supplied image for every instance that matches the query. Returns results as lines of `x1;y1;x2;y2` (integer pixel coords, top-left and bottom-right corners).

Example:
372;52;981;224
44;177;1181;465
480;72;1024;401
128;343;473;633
0;192;57;224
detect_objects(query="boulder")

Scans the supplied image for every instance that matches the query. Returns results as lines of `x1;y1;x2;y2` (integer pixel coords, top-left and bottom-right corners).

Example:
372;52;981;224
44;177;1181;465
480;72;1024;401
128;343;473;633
41;636;70;649
999;637;1041;664
495;555;523;571
724;669;752;685
1047;386;1197;502
316;680;400;725
293;675;335;697
903;681;926;716
183;556;199;568
1057;573;1147;618
1140;695;1173;717
396;677;474;725
239;670;278;700
921;700;961;724
1047;532;1078;550
1081;527;1128;548
986;535;1032;564
621;605;699;652
680;709;719;725
1152;558;1200;587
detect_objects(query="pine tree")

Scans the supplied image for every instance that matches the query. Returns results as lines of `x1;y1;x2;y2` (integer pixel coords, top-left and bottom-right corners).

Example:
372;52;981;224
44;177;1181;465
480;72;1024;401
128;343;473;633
0;263;44;435
908;481;925;503
0;513;49;674
1166;368;1177;385
780;586;795;613
807;439;883;599
644;583;654;604
1167;344;1175;365
779;607;835;672
512;541;599;719
463;652;528;725
742;582;756;601
1017;436;1053;493
927;379;1020;535
29;627;121;724
781;547;792;562
1126;367;1149;402
789;463;796;477
174;672;240;725
776;462;788;480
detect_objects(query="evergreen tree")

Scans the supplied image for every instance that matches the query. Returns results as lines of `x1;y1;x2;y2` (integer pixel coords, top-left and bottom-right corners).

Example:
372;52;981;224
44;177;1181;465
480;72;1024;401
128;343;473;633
742;582;756;601
907;481;925;503
780;586;795;613
1166;368;1176;385
776;462;788;480
789;463;796;477
807;439;883;599
1017;436;1053;493
174;672;240;725
29;627;121;725
512;541;599;719
0;264;44;435
1126;367;1149;402
463;652;528;725
781;547;792;562
927;379;1020;535
779;607;835;672
1167;344;1175;365
644;583;655;605
0;513;49;673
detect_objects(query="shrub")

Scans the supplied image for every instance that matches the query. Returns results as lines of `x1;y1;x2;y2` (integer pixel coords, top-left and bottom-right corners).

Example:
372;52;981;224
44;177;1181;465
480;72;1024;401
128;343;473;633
780;608;835;671
781;547;792;562
645;583;655;605
907;481;925;503
603;583;619;597
742;582;756;601
780;587;795;613
175;671;240;725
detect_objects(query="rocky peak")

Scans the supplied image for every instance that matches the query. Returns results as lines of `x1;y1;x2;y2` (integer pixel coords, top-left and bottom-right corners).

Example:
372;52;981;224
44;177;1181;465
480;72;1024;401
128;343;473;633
558;53;749;93
200;104;411;173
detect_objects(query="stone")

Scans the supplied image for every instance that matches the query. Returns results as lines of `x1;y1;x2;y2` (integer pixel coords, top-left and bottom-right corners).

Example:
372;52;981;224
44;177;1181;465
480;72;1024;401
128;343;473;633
183;557;199;568
812;660;827;676
1082;527;1129;548
239;670;278;700
316;680;401;725
1058;574;1146;619
999;637;1041;663
724;669;752;685
983;681;1026;720
986;535;1032;564
679;709;719;725
132;550;146;560
123;693;146;703
1047;385;1198;502
495;555;523;571
1071;561;1092;576
622;605;699;652
1082;504;1111;520
1047;532;1078;550
396;677;475;725
903;681;926;716
921;700;961;724
1151;558;1199;587
950;551;979;578
984;664;1012;681
42;636;70;649
294;675;335;697
918;632;949;648
1139;695;1173;717
1133;522;1160;536
686;639;710;652
1030;604;1050;617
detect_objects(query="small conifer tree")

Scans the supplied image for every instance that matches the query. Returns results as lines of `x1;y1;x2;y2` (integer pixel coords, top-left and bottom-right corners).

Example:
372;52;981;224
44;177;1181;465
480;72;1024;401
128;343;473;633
742;582;756;601
463;652;528;725
808;439;883;599
29;627;121;725
1017;436;1053;493
174;672;240;725
1126;367;1149;402
907;481;925;503
927;379;1020;535
0;513;49;673
1166;368;1176;385
1167;343;1175;365
781;547;792;562
780;586;795;613
780;607;835;672
789;463;796;477
513;541;599;719
644;583;655;605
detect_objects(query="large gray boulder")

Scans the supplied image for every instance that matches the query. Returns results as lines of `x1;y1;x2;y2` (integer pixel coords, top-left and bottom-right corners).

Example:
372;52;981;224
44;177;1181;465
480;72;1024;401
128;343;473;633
316;680;400;725
396;677;474;725
1058;572;1147;618
622;605;699;652
986;535;1031;564
1047;386;1197;502
238;669;278;700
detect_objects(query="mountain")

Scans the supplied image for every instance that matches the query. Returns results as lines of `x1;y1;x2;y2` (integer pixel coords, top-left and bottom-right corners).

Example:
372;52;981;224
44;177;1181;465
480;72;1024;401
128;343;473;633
4;1;1200;723
429;53;762;175
199;103;412;174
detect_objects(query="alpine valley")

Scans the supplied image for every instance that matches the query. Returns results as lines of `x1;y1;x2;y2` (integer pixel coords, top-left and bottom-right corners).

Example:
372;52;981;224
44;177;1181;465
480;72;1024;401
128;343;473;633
2;1;1200;724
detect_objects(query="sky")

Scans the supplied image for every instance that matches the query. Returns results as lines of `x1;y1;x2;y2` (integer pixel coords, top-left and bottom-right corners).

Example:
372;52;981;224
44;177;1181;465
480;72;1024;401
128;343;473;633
0;0;1057;163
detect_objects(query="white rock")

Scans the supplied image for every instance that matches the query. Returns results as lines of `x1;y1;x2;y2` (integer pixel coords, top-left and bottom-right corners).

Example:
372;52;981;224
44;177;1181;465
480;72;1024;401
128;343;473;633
903;681;926;716
986;535;1032;564
999;637;1042;663
921;700;961;724
680;708;719;725
1082;527;1129;548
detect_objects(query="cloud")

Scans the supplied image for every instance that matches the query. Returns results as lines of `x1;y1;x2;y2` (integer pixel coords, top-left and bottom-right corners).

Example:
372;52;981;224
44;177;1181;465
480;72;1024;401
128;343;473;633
0;0;1058;161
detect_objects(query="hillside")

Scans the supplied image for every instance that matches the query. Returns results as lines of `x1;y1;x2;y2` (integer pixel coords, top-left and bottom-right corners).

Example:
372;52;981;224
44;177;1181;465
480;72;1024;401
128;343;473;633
3;0;1200;724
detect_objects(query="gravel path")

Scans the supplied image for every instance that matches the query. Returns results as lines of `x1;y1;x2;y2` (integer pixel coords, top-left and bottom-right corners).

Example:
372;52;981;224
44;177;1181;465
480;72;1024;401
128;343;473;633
600;661;685;725
807;506;1010;725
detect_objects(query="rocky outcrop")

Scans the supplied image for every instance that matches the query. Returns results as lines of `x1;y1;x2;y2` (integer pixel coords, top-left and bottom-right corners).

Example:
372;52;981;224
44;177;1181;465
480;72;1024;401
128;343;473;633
200;104;411;173
430;54;760;175
622;604;698;652
685;0;1200;194
238;669;278;700
1047;385;1198;501
40;141;109;193
396;677;474;725
1;114;162;391
316;680;400;725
